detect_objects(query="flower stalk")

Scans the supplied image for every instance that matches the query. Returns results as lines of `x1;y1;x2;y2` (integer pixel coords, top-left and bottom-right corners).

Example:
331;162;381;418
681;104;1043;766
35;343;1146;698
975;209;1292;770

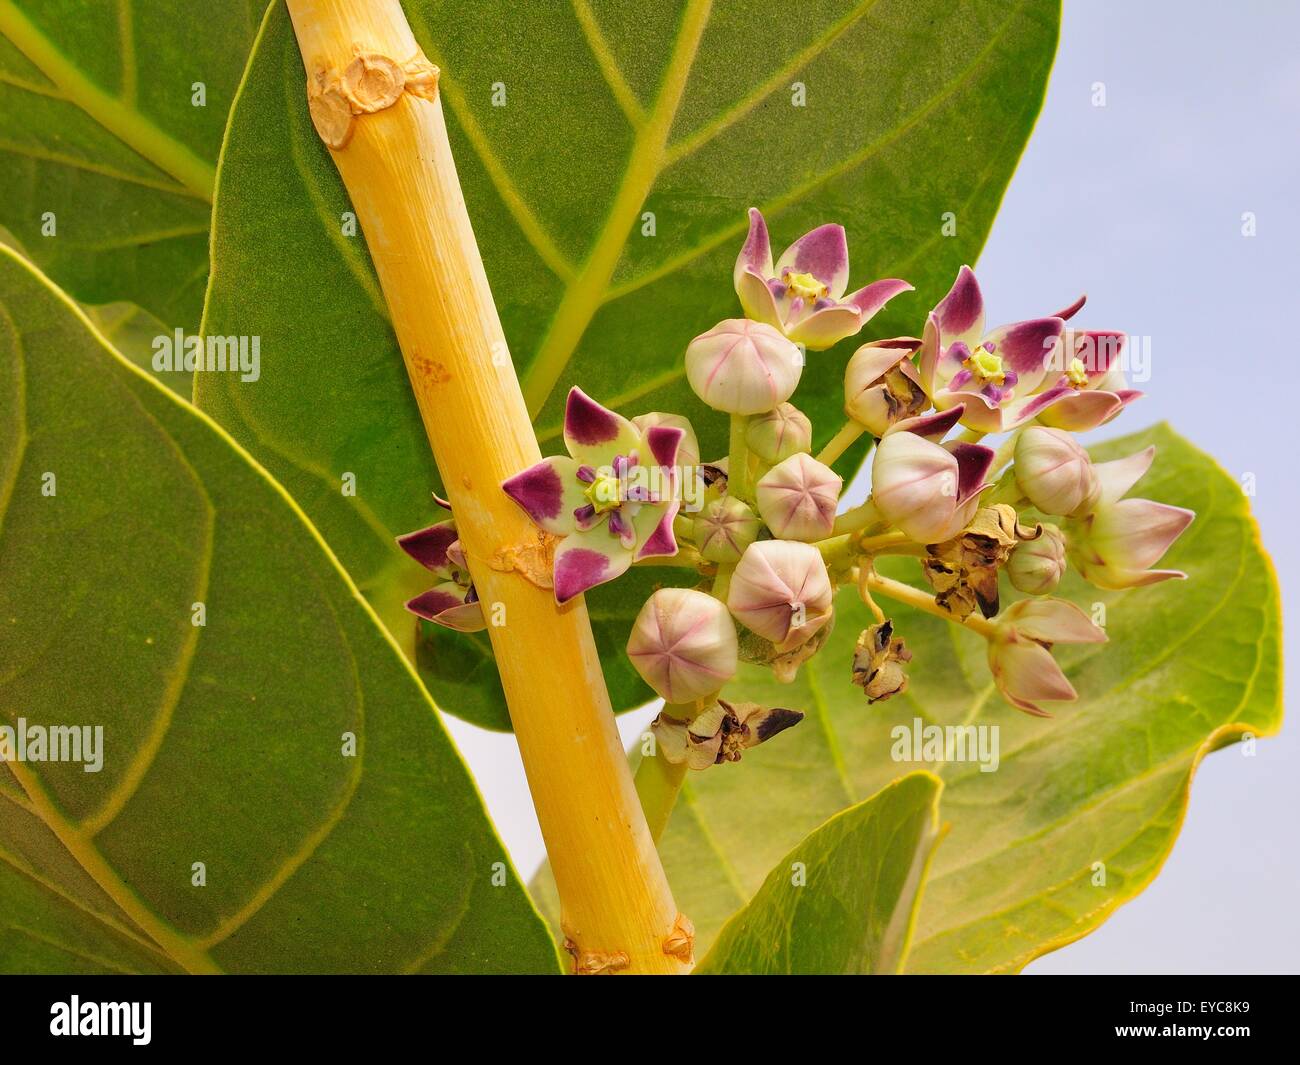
284;0;688;973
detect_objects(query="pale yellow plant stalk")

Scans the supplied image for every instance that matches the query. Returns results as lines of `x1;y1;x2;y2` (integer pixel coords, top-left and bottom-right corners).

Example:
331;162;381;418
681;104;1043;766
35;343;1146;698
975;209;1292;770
284;0;690;974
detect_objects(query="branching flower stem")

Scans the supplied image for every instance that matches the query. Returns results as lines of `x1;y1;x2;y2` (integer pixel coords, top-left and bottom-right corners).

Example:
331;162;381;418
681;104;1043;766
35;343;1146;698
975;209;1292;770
865;571;997;638
816;421;866;466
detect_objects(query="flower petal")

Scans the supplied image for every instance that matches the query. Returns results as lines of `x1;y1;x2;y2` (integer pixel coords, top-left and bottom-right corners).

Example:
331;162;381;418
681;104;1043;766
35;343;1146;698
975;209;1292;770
774;222;850;299
1068;329;1126;378
1093;445;1155;505
917;312;942;394
843;278;913;319
1005;598;1107;644
563;386;640;465
888;403;965;441
633;500;680;561
552;526;633;603
990;636;1076;716
939;388;1003;433
644;423;684;471
1052;292;1087;321
1034;389;1123;431
406;582;487;632
983;317;1064;381
736;267;783;327
933;265;985;350
946;441;995;503
733;207;774;287
1092;498;1194;570
784;304;862;350
501;455;584;535
396;520;459;574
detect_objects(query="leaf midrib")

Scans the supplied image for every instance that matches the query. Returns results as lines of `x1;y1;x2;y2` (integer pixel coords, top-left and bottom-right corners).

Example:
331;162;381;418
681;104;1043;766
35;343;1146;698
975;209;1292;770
0;0;214;200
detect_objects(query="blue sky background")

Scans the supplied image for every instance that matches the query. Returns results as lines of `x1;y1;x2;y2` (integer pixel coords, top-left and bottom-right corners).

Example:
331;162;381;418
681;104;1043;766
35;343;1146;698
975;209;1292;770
446;0;1298;974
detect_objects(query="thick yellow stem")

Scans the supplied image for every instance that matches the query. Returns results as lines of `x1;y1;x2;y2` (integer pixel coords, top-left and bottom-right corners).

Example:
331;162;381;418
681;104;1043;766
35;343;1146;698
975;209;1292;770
284;0;688;974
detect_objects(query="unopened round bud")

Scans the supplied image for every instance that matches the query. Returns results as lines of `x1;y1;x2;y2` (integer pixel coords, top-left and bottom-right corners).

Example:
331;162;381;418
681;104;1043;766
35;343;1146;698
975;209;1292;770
685;318;803;415
627;588;738;703
755;452;842;542
745;402;812;465
1014;427;1100;518
727;540;833;653
693;496;761;563
871;431;968;543
1007;524;1066;595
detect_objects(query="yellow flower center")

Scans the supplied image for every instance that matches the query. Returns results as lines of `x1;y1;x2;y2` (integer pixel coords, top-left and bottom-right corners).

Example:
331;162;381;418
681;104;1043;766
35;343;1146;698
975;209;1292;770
584;472;622;513
784;271;828;303
1065;356;1088;388
966;345;1005;385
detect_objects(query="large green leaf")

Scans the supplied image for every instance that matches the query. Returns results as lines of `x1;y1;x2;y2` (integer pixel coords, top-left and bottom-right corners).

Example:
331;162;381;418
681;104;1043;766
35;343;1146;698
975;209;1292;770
658;424;1282;970
696;772;942;975
0;0;264;330
196;0;1060;729
0;246;560;974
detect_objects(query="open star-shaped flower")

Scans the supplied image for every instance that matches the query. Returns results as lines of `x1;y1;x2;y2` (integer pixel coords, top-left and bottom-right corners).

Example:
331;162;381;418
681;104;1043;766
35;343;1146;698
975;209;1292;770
502;387;684;603
733;208;912;350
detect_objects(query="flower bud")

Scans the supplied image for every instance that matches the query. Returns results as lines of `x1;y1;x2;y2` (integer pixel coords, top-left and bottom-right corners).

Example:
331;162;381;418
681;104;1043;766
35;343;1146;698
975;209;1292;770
755;452;842;542
685;318;803;415
843;338;927;436
1013;426;1100;517
1007;523;1066;594
745;402;812;464
626;588;738;703
871;430;990;543
727;540;833;652
693;496;761;563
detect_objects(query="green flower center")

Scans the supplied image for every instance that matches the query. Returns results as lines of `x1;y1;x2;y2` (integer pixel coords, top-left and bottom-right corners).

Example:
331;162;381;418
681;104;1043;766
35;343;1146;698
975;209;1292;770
584;472;623;514
966;345;1005;384
1065;356;1088;388
784;270;828;303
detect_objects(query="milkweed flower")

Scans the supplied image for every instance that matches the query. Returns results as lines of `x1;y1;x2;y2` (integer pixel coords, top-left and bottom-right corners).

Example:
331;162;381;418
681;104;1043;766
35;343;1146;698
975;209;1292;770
685;317;803;415
397;520;485;631
987;598;1107;716
733;208;912;350
755;452;842;542
1013;426;1101;518
870;407;995;543
918;266;1068;433
1067;446;1194;589
727;539;833;652
626;589;738;703
1032;326;1142;431
502;387;682;603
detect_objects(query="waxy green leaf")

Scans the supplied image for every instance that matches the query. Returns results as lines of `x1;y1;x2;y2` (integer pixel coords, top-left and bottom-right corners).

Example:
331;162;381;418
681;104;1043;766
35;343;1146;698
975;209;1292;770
657;424;1282;970
0;248;560;974
0;0;263;332
197;0;1060;729
696;772;942;975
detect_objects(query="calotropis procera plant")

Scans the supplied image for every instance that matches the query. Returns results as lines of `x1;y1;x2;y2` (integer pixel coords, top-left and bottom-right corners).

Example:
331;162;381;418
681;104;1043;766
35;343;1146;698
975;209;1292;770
497;217;1193;811
0;0;1281;980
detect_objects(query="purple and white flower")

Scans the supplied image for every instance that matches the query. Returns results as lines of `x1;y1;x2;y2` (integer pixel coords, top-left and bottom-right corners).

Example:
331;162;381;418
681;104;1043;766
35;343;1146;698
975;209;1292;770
733;208;912;350
397;520;486;631
918;266;1068;433
502;387;683;603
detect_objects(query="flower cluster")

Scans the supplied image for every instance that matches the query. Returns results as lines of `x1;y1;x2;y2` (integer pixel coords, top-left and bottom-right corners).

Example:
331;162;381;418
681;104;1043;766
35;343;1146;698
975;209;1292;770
403;209;1192;769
